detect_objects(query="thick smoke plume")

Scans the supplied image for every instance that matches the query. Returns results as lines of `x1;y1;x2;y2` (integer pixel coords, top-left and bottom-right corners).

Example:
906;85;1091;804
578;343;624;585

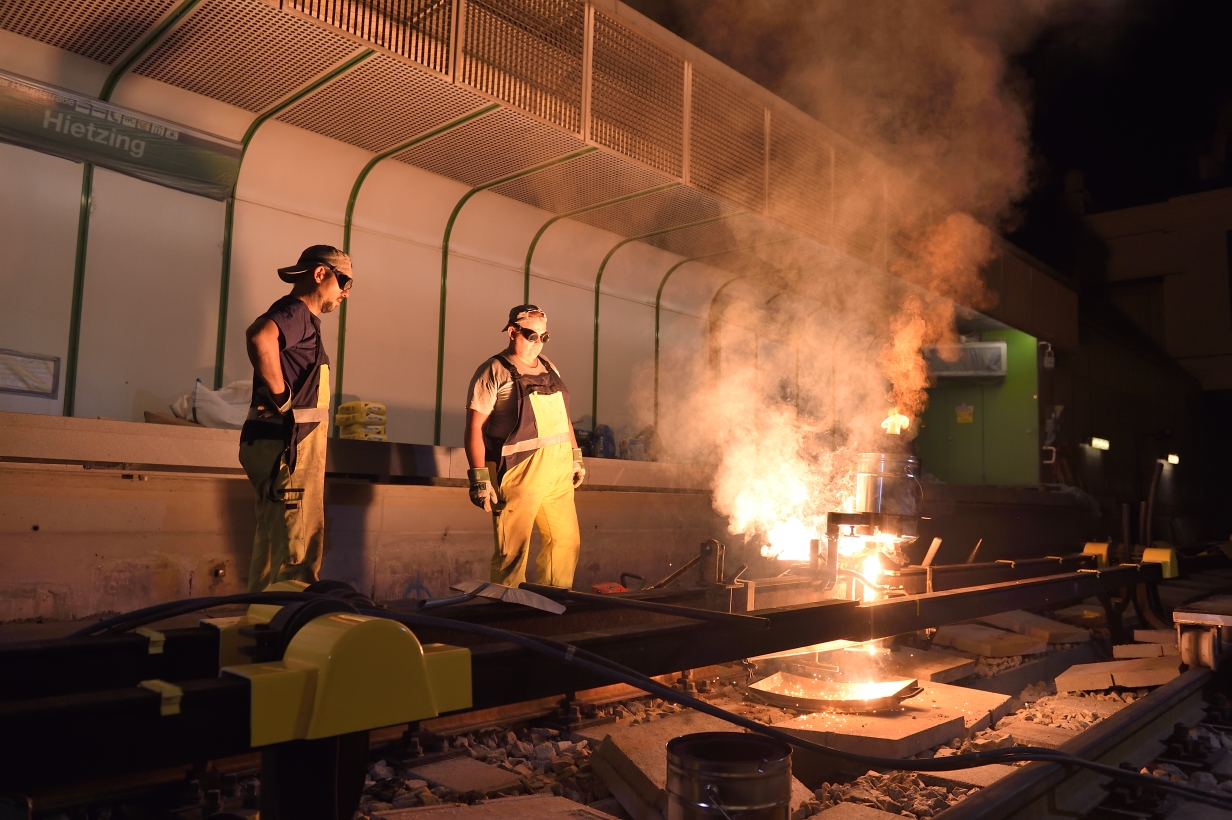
634;0;1104;559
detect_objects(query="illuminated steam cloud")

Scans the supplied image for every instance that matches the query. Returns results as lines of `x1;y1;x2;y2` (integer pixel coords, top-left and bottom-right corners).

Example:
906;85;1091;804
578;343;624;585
626;0;1111;559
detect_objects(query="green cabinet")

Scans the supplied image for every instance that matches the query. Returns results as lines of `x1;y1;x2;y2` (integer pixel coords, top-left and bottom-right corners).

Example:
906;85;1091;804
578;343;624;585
916;329;1039;485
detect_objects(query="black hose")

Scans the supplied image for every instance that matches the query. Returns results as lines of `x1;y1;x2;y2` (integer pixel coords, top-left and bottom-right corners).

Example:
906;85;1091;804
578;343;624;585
74;595;1232;810
68;592;328;637
370;609;1232;811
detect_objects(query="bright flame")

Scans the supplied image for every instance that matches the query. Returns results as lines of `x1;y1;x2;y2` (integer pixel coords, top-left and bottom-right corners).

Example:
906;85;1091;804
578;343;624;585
861;553;882;602
760;518;819;560
881;407;911;435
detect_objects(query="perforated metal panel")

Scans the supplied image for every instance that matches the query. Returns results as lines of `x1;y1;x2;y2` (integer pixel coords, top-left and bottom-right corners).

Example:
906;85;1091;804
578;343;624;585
393;106;584;186
290;0;453;76
769;113;832;244
277;54;485;152
0;0;177;65
689;69;766;213
589;13;684;178
133;0;357;112
571;185;737;239
644;213;792;259
460;0;584;133
490;149;671;214
832;143;883;265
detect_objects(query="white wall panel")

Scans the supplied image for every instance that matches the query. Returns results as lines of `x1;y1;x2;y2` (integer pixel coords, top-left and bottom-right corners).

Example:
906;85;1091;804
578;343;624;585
240;120;368;226
438;254;523;445
111;72;252;143
353;159;467;246
594;296;655;436
0;28;107;96
75;168;224;420
450;189;548;273
340;229;441;443
655;311;707;448
0;143;80;415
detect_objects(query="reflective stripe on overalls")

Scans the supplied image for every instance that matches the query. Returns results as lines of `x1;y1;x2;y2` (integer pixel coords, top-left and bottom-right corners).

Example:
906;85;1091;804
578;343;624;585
485;354;580;588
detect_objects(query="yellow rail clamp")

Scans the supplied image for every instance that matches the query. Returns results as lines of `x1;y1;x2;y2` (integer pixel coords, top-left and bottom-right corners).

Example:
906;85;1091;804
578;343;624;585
247;579;310;624
135;627;165;654
201;616;260;668
1083;542;1111;568
1141;546;1179;579
139;679;183;716
223;613;471;748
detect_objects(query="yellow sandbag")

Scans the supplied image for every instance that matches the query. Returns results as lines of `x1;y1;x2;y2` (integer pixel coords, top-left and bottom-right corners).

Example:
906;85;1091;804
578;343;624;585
337;400;386;416
339;430;388;442
339;422;386;436
335;410;386;426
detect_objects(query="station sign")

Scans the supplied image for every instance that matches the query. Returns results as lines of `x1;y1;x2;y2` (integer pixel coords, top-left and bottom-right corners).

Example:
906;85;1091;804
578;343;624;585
0;70;241;200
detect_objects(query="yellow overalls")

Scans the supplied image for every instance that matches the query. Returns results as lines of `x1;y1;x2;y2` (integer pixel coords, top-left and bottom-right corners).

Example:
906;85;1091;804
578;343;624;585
486;355;581;588
239;359;331;592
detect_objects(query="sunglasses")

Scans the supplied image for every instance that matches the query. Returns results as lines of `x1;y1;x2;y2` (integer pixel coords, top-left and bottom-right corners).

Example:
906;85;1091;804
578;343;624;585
325;264;352;292
513;324;550;344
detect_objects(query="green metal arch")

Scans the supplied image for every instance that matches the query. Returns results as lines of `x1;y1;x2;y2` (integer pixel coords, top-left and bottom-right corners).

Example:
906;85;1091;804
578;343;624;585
432;147;598;444
589;213;742;430
651;238;796;428
331;103;500;431
521;183;680;303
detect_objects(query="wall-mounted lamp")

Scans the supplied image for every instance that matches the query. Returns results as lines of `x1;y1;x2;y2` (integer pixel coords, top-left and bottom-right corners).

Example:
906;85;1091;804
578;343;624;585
1090;437;1110;451
1166;454;1179;465
1038;340;1055;370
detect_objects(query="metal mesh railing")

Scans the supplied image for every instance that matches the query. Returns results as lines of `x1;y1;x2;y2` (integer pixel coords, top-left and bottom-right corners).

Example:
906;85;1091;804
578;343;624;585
0;0;177;65
290;0;453;76
460;0;585;133
590;12;684;178
277;54;485;152
769;112;833;244
689;69;767;214
135;0;356;112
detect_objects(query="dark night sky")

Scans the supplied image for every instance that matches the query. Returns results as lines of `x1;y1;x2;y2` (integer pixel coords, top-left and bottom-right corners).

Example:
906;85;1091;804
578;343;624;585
623;0;1232;277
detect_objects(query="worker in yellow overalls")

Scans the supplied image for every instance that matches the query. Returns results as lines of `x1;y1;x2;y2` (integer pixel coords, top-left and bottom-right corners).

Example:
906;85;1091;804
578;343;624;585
239;245;352;591
465;305;585;587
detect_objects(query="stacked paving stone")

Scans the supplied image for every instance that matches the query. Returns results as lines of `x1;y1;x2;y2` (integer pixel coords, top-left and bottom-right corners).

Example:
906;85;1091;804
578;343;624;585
355;662;1188;820
813;771;975;818
357;727;611;817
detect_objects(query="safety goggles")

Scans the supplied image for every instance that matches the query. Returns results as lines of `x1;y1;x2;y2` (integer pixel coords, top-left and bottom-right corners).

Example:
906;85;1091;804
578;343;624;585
326;265;353;292
513;324;550;344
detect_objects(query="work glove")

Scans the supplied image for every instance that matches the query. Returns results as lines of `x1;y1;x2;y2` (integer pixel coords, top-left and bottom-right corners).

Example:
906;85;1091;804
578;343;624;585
571;448;586;489
468;467;499;512
254;384;292;417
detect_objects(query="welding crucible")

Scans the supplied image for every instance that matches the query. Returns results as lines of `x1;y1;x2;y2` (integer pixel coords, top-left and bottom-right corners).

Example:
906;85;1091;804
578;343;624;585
854;452;921;517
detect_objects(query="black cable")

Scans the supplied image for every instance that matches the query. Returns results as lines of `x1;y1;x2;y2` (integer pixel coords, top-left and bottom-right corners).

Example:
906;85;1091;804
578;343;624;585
76;595;1232;809
68;592;326;637
372;609;1232;811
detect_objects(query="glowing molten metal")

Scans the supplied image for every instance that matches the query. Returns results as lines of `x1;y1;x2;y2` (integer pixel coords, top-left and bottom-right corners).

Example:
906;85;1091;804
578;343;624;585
881;406;911;435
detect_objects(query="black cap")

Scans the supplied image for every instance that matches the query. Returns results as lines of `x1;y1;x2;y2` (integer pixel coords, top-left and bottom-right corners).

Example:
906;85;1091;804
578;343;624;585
504;304;547;330
277;245;353;283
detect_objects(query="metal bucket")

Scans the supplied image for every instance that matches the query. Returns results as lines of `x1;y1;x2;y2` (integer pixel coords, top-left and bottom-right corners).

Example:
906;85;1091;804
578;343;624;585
666;732;793;819
854;452;921;517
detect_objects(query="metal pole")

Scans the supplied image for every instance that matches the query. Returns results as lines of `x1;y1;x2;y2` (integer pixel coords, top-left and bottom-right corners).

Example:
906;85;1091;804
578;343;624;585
521;183;680;303
331;103;500;431
212;49;376;389
433;147;598;444
62;0;204;416
590;213;742;431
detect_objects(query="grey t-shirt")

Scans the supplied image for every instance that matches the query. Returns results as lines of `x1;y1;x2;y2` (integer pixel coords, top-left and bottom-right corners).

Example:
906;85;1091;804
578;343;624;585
466;355;558;441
